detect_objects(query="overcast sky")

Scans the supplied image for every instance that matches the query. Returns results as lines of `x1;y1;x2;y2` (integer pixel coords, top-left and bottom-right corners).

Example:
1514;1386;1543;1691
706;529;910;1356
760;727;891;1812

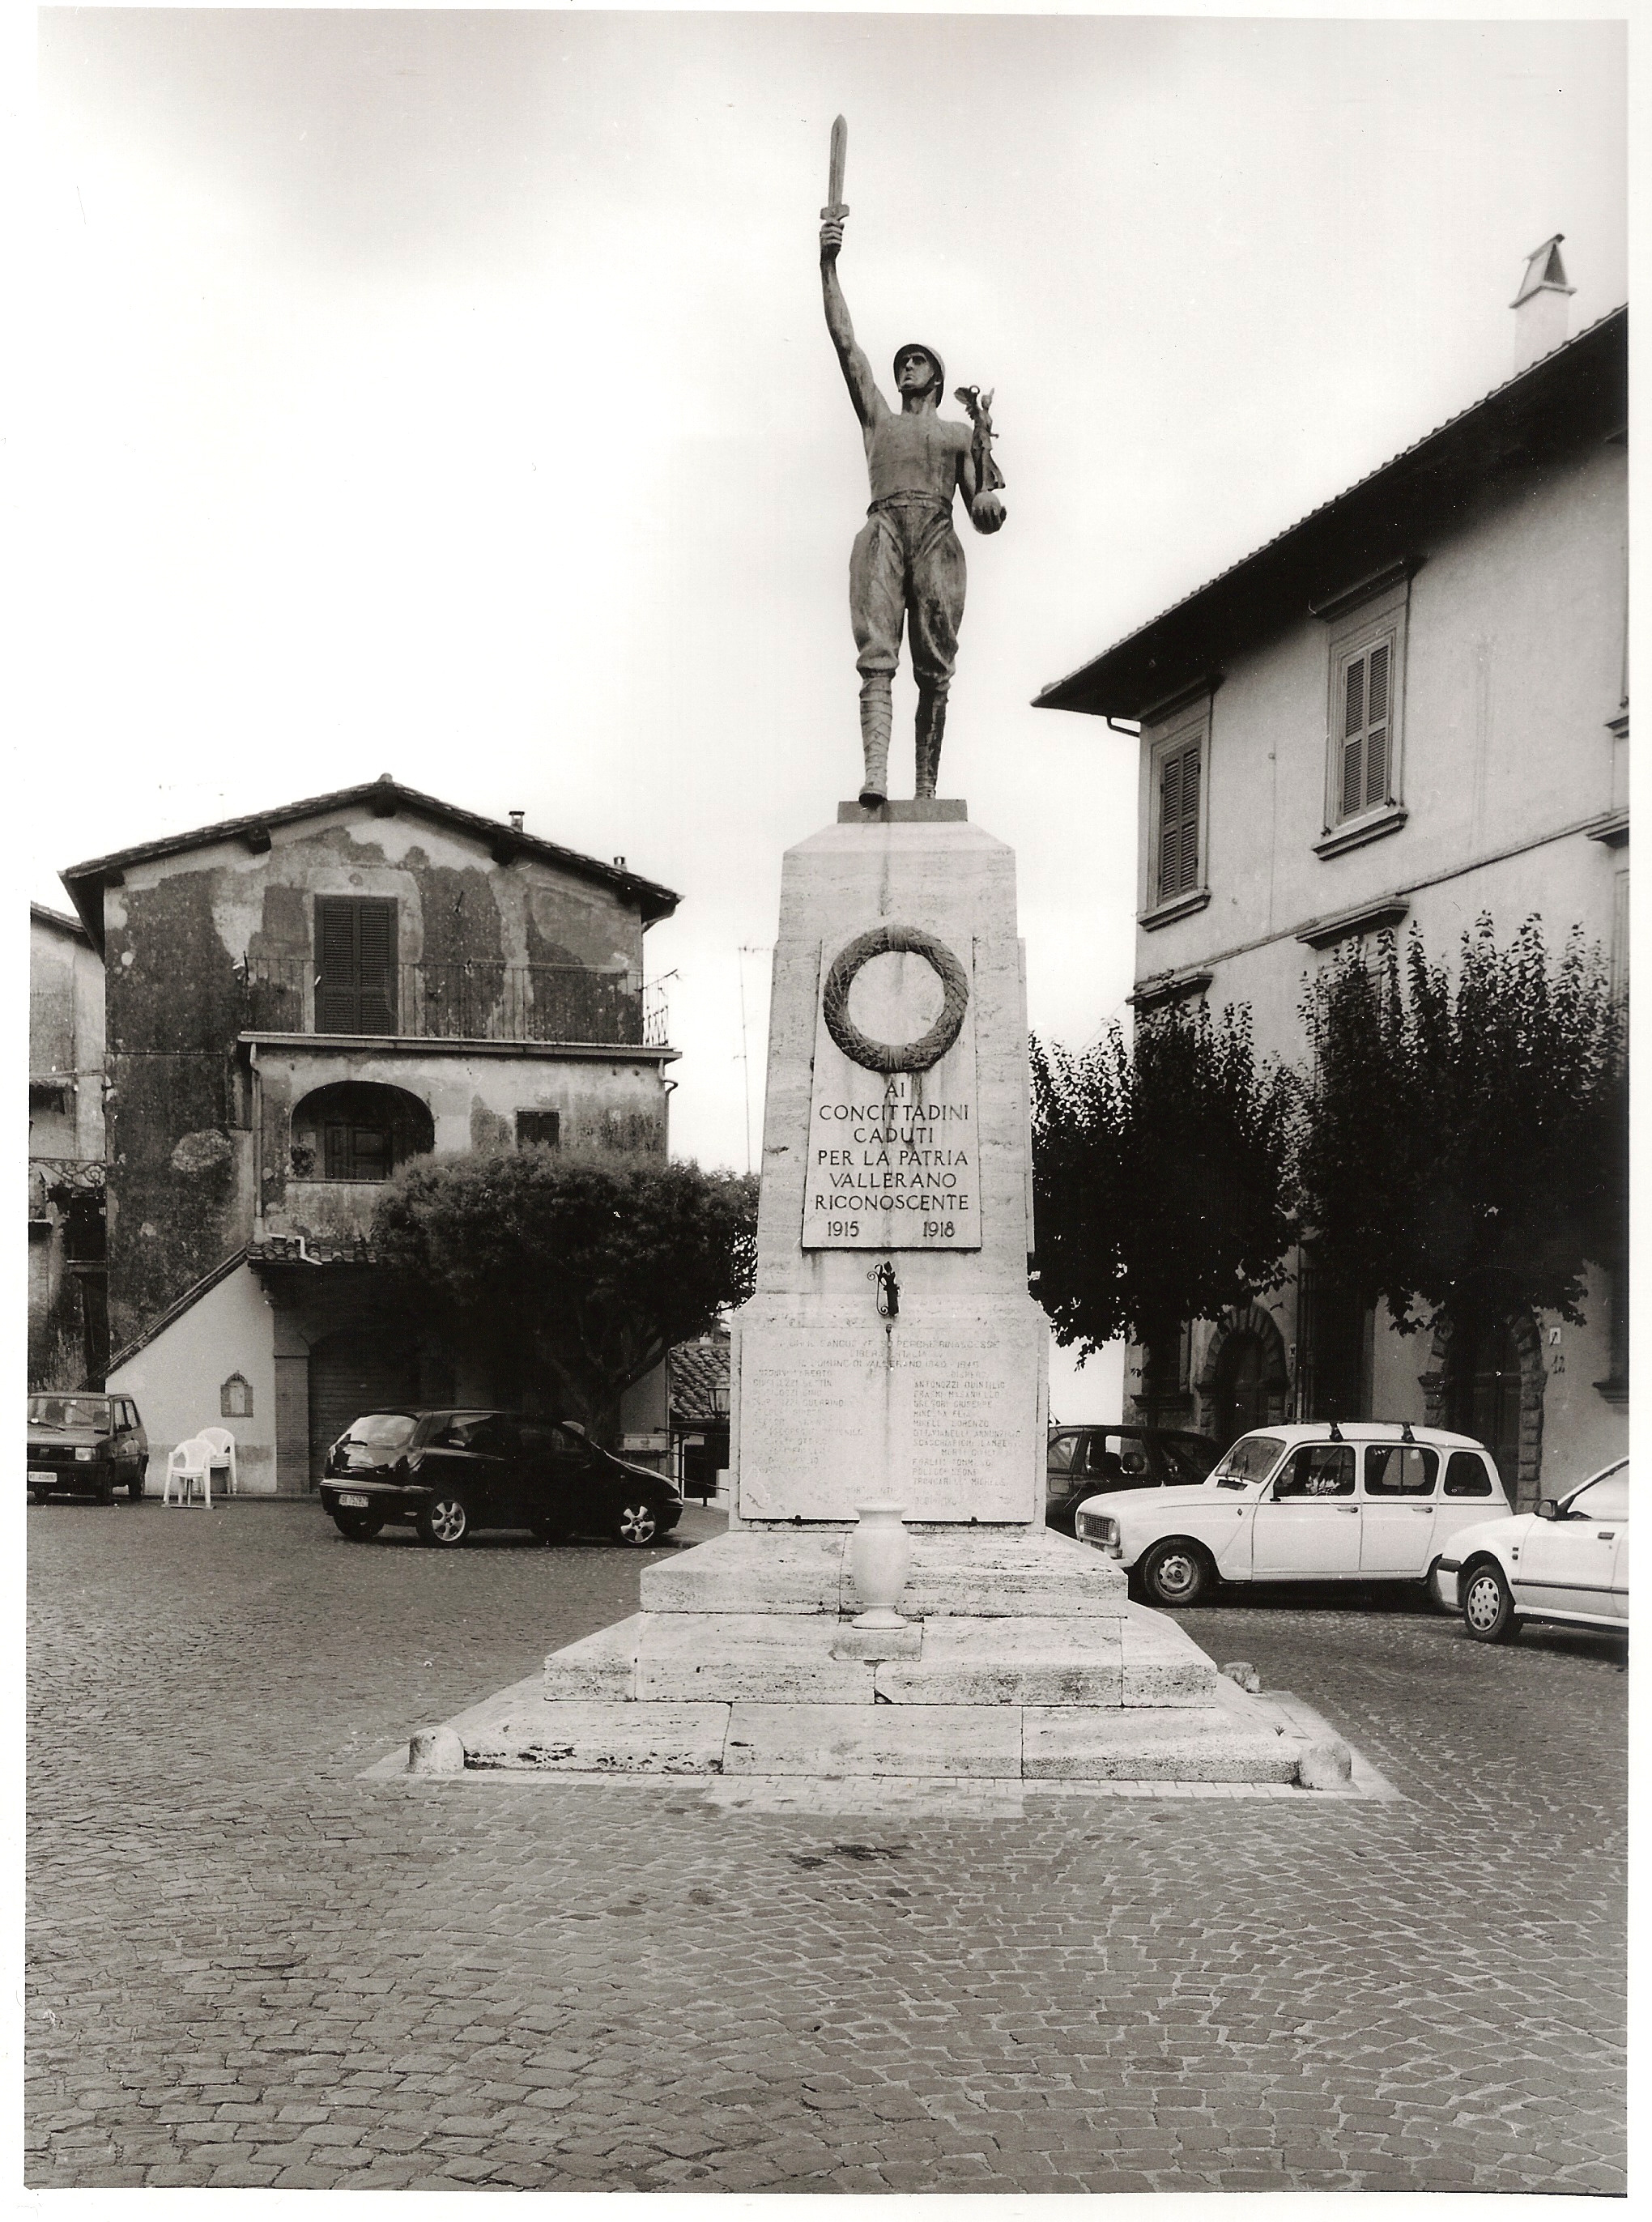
21;5;1628;1411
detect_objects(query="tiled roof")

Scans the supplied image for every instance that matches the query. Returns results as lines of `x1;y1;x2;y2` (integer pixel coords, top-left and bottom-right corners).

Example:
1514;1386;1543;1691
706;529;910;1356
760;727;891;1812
669;1338;730;1424
248;1235;377;1266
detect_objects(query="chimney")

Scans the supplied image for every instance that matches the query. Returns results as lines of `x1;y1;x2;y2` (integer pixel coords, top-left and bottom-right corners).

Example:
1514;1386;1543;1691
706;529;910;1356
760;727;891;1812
509;810;525;833
1511;235;1574;373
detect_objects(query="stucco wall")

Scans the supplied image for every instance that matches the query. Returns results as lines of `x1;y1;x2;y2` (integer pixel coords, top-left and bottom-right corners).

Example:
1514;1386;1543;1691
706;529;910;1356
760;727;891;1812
254;1044;669;1242
30;918;106;1160
1135;436;1628;1013
101;804;658;1356
109;1262;279;1496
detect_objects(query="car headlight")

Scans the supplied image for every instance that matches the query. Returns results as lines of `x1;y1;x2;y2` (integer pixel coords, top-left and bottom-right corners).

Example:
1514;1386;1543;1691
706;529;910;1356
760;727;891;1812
75;1446;96;1462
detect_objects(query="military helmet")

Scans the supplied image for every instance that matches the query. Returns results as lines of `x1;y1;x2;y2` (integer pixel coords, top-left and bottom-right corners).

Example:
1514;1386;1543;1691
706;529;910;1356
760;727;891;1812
892;343;945;401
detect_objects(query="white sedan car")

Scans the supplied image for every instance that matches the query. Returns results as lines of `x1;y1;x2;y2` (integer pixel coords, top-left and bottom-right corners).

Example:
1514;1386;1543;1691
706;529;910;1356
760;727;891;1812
1075;1421;1509;1607
1432;1458;1629;1641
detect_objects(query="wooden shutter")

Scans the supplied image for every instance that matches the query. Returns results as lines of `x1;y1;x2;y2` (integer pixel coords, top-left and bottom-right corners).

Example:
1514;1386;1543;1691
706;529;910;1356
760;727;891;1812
314;896;398;1034
1338;636;1393;820
1157;739;1202;901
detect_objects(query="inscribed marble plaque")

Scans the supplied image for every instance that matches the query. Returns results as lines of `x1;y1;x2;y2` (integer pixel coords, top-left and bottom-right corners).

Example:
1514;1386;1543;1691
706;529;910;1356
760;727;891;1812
801;931;980;1251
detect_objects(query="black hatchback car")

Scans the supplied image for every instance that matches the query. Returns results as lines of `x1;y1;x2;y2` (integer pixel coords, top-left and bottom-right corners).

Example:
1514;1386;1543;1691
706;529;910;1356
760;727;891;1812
1045;1423;1222;1535
318;1409;684;1550
28;1392;149;1504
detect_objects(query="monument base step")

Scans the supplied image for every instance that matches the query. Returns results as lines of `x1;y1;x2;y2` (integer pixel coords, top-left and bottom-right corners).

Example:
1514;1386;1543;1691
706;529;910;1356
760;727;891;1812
542;1599;1215;1708
638;1523;1129;1619
458;1693;1301;1785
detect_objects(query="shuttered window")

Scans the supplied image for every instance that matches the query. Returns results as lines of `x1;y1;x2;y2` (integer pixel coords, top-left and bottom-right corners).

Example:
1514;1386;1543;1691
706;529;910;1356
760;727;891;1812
1335;633;1394;822
517;1110;561;1150
314;896;398;1035
322;1119;392;1181
1156;739;1203;902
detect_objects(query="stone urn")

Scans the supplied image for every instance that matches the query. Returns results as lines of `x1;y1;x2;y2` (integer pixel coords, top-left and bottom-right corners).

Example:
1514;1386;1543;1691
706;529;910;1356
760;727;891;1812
850;1503;912;1628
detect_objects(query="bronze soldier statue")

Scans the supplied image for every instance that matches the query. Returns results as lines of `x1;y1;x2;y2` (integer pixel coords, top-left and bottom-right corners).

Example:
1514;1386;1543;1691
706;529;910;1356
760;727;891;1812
820;140;1004;807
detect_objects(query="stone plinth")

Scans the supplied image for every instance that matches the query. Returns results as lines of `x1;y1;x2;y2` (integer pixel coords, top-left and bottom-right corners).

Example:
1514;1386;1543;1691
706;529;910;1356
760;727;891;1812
732;810;1045;1527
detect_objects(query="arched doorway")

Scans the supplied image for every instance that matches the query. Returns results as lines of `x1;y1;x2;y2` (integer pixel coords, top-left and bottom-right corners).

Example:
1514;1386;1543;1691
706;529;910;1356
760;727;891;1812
1195;1304;1291;1450
307;1327;422;1487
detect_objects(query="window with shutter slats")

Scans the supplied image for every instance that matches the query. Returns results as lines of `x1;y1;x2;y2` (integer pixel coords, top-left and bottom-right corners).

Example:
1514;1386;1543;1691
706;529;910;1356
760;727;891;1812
1335;632;1395;824
1156;738;1203;902
314;896;398;1034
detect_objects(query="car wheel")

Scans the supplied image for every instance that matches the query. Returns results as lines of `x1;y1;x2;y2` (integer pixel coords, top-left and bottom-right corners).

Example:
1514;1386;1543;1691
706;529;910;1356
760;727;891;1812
417;1494;470;1548
96;1476;117;1506
1139;1538;1214;1607
1462;1560;1519;1643
333;1509;385;1542
615;1498;662;1547
28;1488;48;1506
127;1469;147;1503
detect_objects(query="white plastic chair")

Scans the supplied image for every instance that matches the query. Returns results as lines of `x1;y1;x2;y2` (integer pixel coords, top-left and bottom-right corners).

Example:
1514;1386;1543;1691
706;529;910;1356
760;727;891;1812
164;1437;214;1509
198;1426;238;1497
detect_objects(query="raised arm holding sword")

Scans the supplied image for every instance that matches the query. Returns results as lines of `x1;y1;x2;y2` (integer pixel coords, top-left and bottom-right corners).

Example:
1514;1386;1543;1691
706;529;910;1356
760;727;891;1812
819;116;1006;807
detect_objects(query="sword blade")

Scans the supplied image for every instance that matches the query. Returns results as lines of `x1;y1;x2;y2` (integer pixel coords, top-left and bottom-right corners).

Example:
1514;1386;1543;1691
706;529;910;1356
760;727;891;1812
828;114;847;211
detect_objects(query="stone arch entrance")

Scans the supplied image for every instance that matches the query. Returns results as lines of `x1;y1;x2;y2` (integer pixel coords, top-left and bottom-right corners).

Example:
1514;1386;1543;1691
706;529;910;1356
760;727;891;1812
1421;1309;1546;1509
1195;1304;1291;1448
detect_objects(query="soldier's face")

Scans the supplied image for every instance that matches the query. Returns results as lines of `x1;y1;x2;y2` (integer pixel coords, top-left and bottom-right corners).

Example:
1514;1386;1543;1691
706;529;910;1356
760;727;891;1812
897;351;936;395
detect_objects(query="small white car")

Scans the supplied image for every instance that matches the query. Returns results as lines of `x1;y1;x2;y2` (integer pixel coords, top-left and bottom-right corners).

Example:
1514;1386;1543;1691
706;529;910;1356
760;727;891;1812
1075;1421;1508;1608
1433;1458;1629;1642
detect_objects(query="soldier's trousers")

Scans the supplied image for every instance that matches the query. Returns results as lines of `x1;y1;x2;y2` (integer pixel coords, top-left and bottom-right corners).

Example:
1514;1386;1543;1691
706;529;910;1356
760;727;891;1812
849;498;966;694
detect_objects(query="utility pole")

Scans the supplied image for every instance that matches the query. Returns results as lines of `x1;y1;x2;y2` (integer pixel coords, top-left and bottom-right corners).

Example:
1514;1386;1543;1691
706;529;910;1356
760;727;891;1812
736;945;767;1176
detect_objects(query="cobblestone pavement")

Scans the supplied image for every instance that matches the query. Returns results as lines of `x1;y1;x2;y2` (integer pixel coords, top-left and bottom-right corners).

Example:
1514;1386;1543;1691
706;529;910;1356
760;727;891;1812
29;1499;1625;2193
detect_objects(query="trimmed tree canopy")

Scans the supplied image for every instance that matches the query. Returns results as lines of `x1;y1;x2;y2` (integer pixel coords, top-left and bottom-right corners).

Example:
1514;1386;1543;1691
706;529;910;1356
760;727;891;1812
1031;1003;1299;1360
372;1149;759;1441
1297;917;1625;1334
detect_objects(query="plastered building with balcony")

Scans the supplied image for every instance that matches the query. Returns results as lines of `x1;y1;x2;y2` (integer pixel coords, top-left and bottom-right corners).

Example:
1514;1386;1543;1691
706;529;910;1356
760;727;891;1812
58;777;679;1493
1037;253;1627;1507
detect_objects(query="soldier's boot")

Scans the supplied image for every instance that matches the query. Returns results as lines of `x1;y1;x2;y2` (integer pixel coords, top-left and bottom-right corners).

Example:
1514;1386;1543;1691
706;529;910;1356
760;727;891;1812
858;675;892;806
914;687;948;799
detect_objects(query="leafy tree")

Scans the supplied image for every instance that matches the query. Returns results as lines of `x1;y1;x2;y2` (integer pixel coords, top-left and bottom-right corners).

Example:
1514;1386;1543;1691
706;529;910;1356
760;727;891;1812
372;1149;759;1443
1298;917;1625;1338
1030;1002;1300;1364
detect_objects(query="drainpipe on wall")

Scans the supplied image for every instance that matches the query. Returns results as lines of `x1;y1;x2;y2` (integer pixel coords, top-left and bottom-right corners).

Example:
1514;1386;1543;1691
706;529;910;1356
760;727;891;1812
249;1042;263;1243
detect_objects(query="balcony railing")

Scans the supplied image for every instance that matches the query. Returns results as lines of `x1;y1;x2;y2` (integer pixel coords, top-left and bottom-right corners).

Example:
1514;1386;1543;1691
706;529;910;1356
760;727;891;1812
241;958;662;1049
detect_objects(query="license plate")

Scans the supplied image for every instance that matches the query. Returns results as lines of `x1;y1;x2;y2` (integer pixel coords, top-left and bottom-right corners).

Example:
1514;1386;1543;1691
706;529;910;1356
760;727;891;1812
28;1470;54;1486
336;1492;370;1509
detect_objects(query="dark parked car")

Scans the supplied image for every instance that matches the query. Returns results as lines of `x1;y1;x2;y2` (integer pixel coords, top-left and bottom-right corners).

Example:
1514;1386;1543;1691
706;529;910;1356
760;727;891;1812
318;1409;684;1550
28;1392;149;1504
1045;1423;1222;1535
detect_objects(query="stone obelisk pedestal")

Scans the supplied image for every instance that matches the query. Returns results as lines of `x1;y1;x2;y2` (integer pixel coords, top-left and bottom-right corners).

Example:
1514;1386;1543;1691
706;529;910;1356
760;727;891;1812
424;804;1321;1797
731;800;1048;1535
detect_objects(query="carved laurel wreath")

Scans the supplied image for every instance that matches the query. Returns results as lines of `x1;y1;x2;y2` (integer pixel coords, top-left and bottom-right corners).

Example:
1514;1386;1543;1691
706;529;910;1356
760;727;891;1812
822;923;969;1075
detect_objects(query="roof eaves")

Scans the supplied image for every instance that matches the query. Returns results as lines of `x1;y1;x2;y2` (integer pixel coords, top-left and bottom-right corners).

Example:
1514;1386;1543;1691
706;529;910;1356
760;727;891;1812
58;778;681;939
30;901;92;943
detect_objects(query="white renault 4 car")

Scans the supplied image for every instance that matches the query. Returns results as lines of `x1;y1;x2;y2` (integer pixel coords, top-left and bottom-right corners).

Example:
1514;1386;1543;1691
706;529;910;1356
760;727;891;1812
1075;1421;1508;1608
1433;1457;1629;1642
